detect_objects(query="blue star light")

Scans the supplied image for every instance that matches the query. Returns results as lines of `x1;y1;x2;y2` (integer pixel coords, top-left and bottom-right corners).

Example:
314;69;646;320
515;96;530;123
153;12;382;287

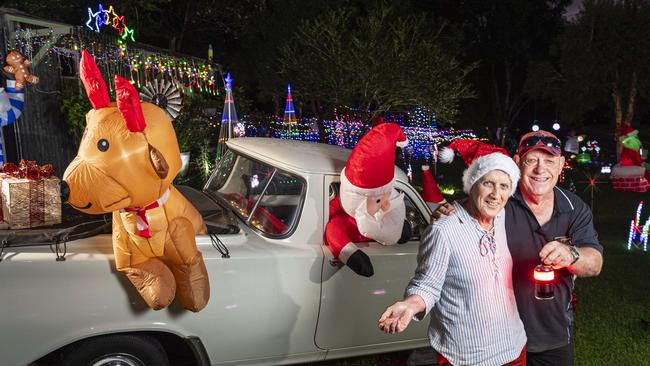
97;4;108;27
86;8;100;32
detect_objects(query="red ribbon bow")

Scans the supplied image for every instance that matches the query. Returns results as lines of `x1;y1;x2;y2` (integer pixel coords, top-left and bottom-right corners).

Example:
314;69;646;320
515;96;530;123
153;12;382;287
1;160;55;180
120;188;170;238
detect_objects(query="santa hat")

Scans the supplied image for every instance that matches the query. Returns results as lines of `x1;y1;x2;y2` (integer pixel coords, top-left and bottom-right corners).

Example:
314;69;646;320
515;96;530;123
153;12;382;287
439;139;520;195
618;124;638;139
421;165;446;205
341;123;408;196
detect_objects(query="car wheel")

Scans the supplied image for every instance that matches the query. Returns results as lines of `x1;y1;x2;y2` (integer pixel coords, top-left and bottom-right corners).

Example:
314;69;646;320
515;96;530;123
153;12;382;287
62;334;170;366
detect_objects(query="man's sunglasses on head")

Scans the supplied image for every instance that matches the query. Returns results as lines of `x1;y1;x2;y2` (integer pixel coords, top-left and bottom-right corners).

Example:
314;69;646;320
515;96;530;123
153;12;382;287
519;135;561;154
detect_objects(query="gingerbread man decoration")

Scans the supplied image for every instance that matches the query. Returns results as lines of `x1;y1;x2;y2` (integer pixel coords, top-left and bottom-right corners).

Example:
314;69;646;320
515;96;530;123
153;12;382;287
4;51;39;91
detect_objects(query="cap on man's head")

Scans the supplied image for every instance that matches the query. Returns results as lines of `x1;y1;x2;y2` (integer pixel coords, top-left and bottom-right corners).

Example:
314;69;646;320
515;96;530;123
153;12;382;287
518;130;562;158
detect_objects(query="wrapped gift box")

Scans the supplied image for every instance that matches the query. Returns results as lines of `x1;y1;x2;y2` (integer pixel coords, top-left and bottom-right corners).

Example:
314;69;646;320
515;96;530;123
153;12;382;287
1;176;61;229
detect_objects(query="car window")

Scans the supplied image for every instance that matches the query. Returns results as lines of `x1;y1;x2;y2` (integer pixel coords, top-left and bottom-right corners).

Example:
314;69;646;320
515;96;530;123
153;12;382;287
205;148;304;237
402;192;427;241
329;183;427;241
249;171;304;236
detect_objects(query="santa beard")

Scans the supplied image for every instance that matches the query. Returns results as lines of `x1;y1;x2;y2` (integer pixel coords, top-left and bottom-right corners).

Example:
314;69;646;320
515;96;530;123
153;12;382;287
353;189;405;245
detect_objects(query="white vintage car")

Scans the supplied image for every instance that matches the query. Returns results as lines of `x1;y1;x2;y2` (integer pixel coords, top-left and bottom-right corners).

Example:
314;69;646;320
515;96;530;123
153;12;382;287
0;138;432;366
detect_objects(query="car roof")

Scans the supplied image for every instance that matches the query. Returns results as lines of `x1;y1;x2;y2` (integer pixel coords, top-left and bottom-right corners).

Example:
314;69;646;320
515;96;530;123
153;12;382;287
226;137;408;181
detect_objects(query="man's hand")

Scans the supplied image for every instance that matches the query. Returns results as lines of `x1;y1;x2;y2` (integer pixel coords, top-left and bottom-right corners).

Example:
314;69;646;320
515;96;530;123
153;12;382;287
432;202;455;221
378;301;415;334
539;241;575;269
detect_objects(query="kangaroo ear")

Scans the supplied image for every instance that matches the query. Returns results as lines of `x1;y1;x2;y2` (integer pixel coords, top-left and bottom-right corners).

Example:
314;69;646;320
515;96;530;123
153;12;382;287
149;144;169;179
115;75;146;132
80;51;110;109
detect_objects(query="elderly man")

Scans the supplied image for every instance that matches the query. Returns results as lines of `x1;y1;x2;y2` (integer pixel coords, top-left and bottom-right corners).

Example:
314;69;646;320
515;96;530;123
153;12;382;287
434;130;603;366
379;141;527;365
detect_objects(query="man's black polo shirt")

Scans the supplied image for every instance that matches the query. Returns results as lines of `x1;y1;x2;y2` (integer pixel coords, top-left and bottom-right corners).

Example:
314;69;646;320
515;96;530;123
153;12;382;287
505;186;603;352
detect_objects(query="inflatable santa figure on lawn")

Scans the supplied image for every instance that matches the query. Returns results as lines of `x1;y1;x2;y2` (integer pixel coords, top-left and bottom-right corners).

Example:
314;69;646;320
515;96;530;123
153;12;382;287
421;165;446;211
325;123;408;277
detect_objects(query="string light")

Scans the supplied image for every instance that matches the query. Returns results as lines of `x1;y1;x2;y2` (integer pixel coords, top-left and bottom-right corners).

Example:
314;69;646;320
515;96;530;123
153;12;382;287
628;201;649;252
85;4;135;41
256;107;481;162
12;26;221;97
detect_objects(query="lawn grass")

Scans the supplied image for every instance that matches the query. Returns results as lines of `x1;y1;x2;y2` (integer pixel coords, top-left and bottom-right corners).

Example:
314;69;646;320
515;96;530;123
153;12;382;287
315;164;650;366
571;170;650;366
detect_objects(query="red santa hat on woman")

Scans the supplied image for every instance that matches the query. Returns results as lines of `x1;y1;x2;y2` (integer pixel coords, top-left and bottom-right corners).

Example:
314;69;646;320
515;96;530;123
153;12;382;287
438;139;520;195
340;123;408;199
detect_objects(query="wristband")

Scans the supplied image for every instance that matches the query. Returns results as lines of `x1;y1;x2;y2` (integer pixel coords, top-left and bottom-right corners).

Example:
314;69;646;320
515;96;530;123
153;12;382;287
568;245;580;265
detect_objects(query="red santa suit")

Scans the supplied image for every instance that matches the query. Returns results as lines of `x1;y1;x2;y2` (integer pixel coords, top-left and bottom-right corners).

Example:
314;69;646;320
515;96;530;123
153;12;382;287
325;123;408;277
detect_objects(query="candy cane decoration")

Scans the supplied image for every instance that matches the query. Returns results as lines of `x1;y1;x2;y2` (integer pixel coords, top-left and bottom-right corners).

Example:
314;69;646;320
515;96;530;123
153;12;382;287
0;80;26;164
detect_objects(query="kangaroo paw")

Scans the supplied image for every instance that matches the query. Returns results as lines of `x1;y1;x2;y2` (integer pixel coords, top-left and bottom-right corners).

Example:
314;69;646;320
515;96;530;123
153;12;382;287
121;258;176;310
171;252;210;312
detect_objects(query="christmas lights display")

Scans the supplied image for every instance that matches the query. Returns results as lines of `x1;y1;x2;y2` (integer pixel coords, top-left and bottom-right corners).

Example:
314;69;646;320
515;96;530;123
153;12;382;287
85;4;133;40
10;23;221;98
279;84;300;139
216;73;241;161
262;104;479;161
576;138;602;164
407;106;438;129
568;179;576;193
627;201;649;252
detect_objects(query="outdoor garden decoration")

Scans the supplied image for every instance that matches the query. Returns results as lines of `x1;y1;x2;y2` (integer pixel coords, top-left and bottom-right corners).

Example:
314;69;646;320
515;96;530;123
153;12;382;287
0;80;23;126
62;51;210;312
4;51;39;91
139;79;182;119
85;4;134;41
325;123;408;277
216;73;239;161
627;201;649;252
0;80;25;164
578;172;606;209
611;124;650;192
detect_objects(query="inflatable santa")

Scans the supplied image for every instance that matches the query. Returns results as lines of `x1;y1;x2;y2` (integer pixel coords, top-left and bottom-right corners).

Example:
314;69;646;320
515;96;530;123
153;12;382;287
325;123;408;277
421;164;446;212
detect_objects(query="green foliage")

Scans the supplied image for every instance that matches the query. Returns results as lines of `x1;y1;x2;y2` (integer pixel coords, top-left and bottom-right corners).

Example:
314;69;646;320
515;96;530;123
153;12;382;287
60;95;92;142
196;140;215;181
172;94;220;152
277;2;476;124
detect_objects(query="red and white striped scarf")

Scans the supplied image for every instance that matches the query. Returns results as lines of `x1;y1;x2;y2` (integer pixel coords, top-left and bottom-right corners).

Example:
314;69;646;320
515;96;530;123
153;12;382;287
121;188;170;238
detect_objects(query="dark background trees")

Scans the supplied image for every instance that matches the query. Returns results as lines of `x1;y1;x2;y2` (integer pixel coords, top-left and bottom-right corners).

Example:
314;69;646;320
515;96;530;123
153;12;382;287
4;0;650;139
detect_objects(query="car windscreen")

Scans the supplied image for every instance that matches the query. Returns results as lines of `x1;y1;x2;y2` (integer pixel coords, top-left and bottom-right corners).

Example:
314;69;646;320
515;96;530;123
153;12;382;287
204;148;305;237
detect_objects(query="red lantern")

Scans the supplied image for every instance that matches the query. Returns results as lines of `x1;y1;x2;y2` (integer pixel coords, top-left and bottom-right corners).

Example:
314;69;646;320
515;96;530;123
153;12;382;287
534;264;555;300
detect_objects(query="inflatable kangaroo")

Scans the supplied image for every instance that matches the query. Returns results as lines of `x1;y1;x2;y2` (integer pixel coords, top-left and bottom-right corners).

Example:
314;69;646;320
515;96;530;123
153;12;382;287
62;51;209;311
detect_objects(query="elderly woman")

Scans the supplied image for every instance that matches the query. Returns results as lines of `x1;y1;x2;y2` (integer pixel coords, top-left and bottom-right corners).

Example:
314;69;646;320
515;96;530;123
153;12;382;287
378;140;526;366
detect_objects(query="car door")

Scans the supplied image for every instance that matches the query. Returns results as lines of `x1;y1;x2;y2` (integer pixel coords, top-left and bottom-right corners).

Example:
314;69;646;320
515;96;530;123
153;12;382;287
315;176;430;350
